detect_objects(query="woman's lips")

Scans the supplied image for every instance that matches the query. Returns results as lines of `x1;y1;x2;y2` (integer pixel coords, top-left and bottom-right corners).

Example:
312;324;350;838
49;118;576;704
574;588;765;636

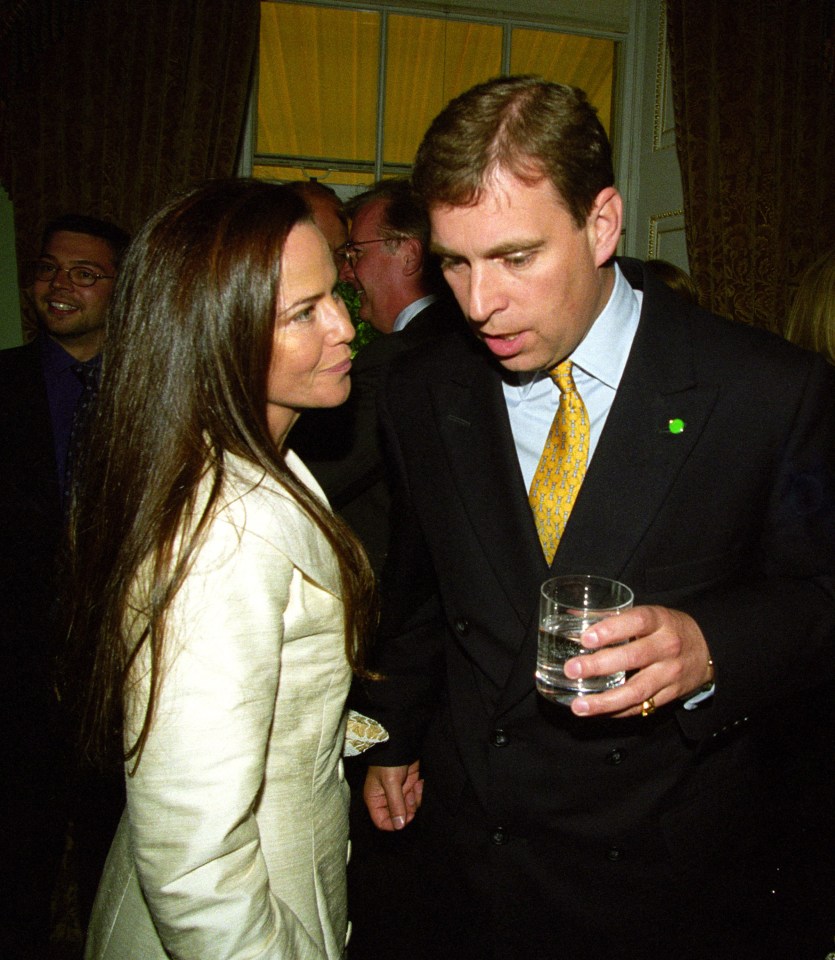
327;357;352;375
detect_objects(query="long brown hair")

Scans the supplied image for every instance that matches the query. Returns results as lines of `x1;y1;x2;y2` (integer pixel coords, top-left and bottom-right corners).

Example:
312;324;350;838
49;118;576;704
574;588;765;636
65;179;376;770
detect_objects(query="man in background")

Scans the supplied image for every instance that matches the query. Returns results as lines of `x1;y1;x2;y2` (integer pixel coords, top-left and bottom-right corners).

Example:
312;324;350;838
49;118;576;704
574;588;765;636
0;213;128;958
286;179;348;261
291;178;464;574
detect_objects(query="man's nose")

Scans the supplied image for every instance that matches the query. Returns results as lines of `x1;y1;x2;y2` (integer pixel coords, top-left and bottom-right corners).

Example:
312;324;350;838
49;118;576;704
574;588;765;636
49;267;72;289
338;256;356;285
467;266;500;324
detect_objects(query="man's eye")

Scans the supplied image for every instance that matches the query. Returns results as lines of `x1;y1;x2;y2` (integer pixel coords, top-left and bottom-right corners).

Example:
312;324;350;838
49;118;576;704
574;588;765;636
440;258;465;272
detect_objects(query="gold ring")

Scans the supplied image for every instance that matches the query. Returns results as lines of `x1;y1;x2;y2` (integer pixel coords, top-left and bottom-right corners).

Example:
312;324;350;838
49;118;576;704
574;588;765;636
640;697;656;717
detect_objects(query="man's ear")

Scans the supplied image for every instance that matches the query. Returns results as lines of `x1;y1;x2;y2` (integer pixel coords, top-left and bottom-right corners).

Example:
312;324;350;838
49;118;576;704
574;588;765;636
399;237;423;277
588;187;623;266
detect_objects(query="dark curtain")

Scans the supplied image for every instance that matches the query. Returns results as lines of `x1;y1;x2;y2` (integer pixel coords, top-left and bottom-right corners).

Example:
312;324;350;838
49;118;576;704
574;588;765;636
666;0;835;331
0;0;260;336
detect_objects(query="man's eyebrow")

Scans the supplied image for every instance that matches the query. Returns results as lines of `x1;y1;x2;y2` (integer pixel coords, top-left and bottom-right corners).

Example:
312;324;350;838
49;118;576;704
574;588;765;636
39;254;113;270
484;240;543;257
430;243;460;259
431;240;543;259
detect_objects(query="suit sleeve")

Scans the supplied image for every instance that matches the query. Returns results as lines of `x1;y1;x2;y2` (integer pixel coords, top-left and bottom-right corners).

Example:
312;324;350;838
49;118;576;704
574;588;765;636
123;515;327;960
677;353;835;738
359;378;448;765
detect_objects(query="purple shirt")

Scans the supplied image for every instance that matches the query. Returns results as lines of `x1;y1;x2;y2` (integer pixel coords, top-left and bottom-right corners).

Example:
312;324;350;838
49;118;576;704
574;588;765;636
39;336;101;499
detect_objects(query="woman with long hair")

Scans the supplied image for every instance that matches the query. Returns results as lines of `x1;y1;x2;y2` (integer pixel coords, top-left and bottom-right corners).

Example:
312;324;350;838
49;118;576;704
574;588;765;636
67;179;376;959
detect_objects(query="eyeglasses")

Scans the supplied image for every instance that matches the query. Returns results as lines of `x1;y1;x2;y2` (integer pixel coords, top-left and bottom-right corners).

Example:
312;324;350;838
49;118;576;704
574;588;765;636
27;260;115;288
336;237;393;268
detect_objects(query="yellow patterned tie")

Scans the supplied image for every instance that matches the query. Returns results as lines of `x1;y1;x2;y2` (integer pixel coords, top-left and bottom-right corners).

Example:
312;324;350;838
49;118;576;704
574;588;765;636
528;360;590;564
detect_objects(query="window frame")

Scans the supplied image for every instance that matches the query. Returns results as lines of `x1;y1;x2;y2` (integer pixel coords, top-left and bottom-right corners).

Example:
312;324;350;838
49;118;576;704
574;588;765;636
242;0;627;189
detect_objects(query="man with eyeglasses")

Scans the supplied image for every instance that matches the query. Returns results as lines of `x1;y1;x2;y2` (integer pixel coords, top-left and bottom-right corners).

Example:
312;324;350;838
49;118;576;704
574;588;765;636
17;214;129;501
337;178;447;336
292;178;465;575
0;213;129;958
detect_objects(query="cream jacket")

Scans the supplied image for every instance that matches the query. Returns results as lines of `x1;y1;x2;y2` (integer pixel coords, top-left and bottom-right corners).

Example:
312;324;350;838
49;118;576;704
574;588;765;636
85;451;352;960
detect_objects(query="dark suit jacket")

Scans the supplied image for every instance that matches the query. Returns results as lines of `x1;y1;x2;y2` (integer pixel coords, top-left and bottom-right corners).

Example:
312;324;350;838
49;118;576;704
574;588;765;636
365;260;835;958
0;338;69;942
0;339;63;724
290;296;467;573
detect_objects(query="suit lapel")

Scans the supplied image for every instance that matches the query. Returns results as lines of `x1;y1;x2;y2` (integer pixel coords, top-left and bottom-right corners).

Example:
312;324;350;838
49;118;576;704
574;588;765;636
554;316;719;580
429;348;547;630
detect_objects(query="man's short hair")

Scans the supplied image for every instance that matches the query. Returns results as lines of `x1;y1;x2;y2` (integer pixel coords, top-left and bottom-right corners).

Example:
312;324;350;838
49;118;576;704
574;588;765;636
41;214;131;264
411;75;614;228
286;180;348;229
347;178;430;249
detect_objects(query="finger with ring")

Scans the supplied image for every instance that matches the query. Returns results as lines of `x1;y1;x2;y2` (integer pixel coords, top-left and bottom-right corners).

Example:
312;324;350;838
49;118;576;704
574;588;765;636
640;696;656;717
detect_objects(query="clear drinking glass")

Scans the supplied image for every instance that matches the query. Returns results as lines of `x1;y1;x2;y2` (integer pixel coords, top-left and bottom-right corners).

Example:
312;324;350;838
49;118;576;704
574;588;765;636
536;574;634;705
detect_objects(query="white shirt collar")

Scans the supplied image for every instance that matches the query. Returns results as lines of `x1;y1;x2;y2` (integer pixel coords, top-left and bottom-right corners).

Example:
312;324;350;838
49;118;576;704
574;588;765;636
393;294;437;333
506;263;641;397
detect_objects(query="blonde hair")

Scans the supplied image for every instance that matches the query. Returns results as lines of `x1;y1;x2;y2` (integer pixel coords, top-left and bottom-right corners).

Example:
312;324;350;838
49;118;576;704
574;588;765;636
646;259;699;305
784;249;835;365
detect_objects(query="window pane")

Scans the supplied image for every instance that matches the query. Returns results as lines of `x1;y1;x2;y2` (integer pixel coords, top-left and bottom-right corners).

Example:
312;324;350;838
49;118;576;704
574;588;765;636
258;2;380;162
384;16;501;166
511;30;615;134
254;4;617;187
251;164;375;188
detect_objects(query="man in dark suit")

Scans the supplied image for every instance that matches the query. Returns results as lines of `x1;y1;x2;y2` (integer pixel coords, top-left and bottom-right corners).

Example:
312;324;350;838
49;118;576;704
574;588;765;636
0;214;128;958
361;77;835;960
291;178;465;574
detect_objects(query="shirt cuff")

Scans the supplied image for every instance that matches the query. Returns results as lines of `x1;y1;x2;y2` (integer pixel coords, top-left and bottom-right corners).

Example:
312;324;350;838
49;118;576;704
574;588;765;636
682;683;715;710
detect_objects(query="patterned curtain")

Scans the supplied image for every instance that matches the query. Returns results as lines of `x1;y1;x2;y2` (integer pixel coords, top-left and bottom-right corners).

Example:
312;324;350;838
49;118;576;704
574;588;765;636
0;0;259;335
666;0;835;332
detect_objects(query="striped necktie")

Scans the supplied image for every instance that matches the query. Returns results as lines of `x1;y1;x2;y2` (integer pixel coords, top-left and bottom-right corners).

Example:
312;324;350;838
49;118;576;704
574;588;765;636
528;360;589;564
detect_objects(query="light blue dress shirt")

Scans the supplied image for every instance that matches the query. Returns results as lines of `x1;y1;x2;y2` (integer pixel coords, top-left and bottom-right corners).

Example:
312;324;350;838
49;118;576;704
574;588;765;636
501;263;713;707
503;263;642;491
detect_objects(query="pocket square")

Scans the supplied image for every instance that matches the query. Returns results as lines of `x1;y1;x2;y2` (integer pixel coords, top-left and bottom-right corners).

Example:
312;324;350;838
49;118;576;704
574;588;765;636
344;709;389;757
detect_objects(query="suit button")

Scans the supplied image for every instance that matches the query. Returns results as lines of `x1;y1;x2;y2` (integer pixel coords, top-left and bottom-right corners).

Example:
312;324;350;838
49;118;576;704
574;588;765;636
491;827;508;845
454;618;469;635
605;748;626;765
606;845;624;862
491;728;509;747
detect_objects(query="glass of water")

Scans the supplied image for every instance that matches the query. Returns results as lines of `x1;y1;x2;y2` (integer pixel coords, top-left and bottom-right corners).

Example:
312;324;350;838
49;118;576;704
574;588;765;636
536;575;634;705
